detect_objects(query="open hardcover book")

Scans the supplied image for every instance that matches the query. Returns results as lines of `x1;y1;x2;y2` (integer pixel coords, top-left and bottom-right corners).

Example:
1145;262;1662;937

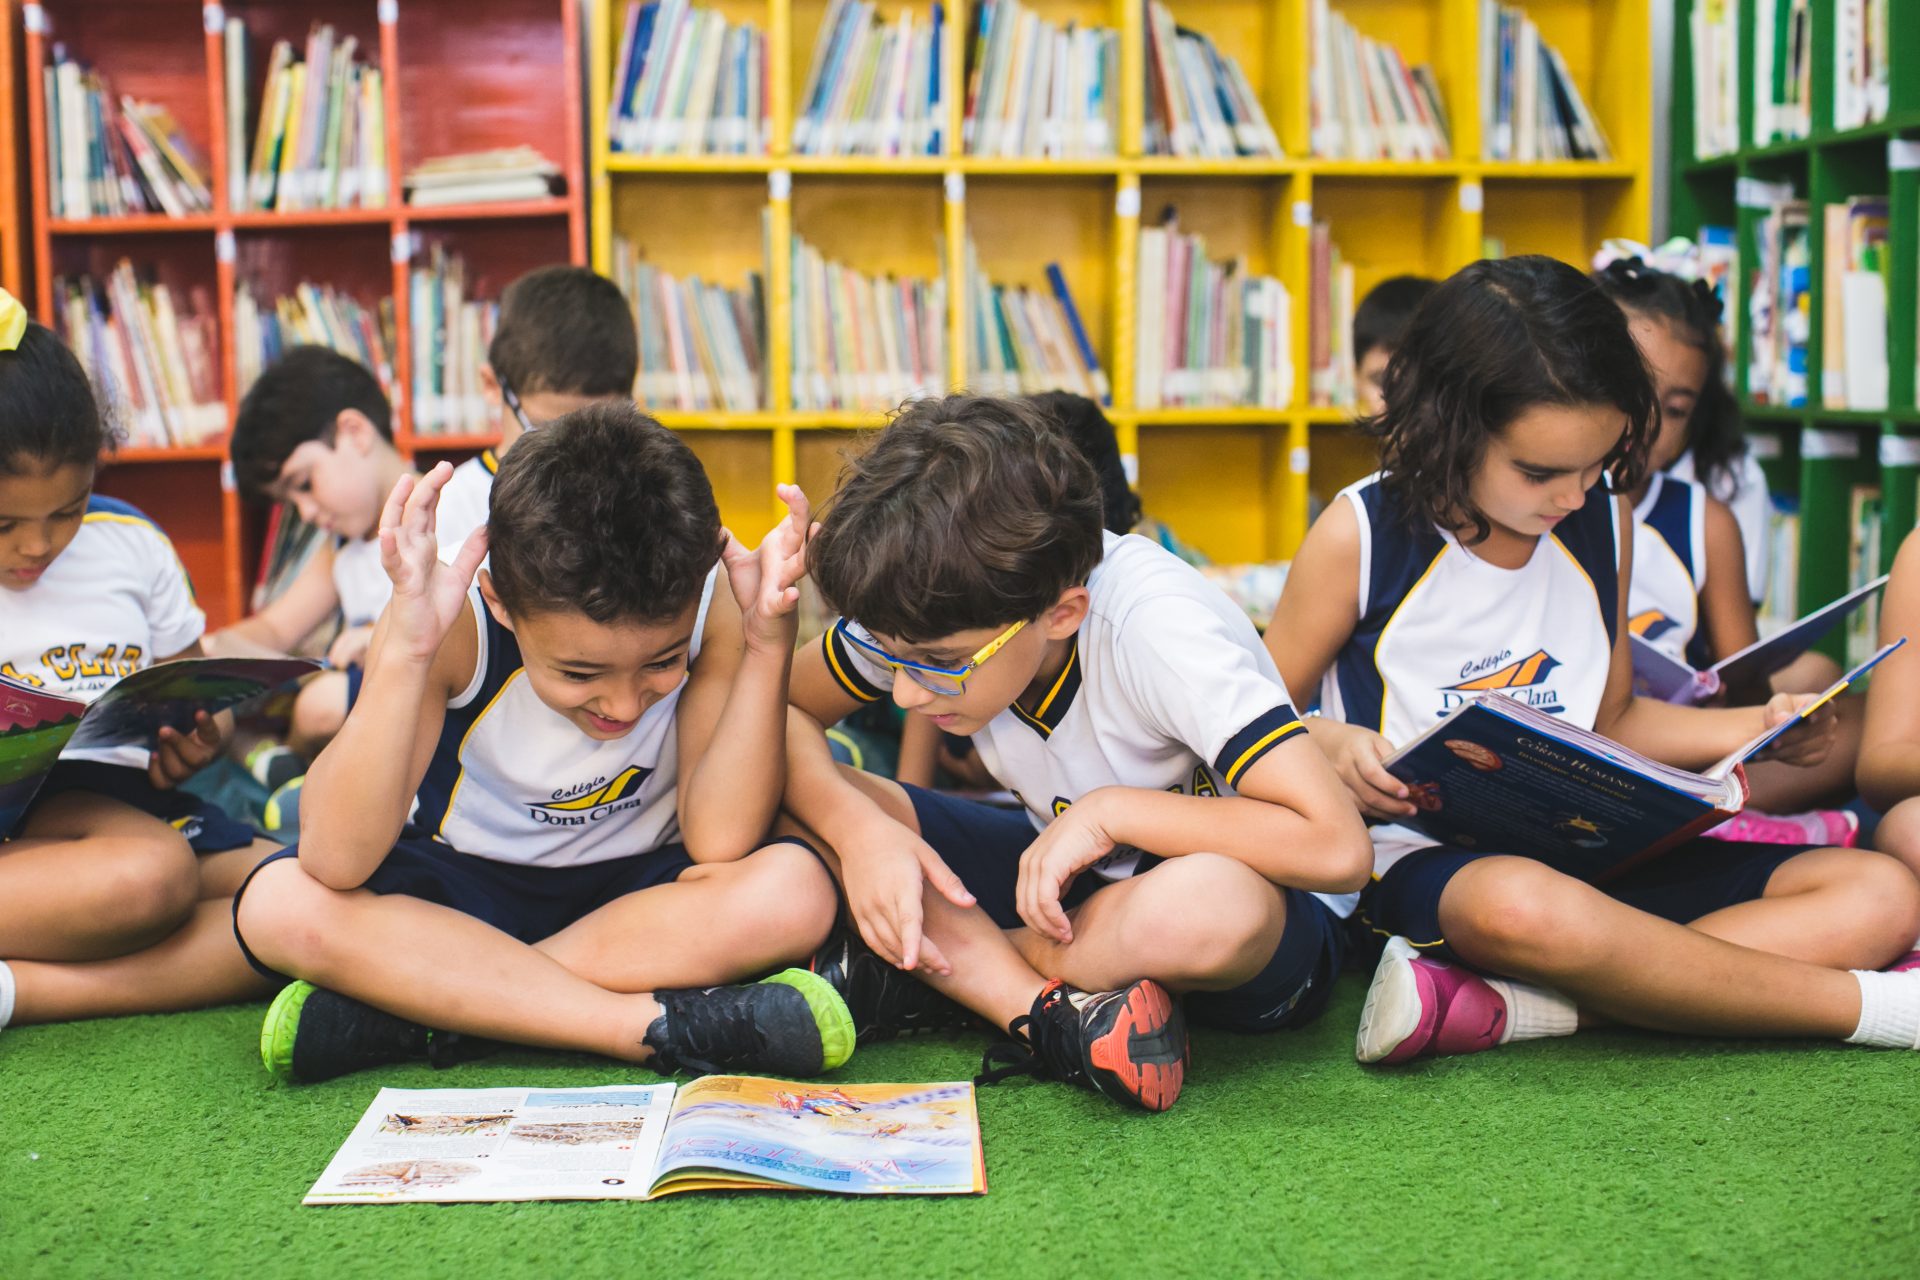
304;1078;986;1204
1632;574;1889;704
1383;641;1902;882
0;657;319;836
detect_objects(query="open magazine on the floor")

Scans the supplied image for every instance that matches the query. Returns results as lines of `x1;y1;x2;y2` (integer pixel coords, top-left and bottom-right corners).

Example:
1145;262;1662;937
303;1077;987;1204
1631;574;1889;703
0;657;319;835
1382;641;1902;882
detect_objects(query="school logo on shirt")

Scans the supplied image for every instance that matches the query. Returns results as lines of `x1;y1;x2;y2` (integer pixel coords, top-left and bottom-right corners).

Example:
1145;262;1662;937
1629;610;1683;644
1440;649;1566;715
525;766;653;826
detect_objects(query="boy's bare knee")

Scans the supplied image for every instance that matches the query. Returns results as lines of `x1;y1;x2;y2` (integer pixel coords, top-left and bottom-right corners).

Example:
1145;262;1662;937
1443;857;1591;966
288;673;348;757
1130;855;1280;976
732;843;838;953
1837;850;1920;963
1871;799;1920;878
235;858;340;971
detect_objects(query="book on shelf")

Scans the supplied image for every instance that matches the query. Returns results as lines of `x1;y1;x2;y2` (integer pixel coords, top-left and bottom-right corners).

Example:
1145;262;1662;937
963;240;1105;403
1757;494;1801;637
54;262;223;447
302;1077;985;1205
1631;573;1889;703
1306;222;1355;411
1848;485;1885;667
235;282;397;399
608;1;769;156
1385;643;1902;884
1696;224;1738;362
1689;0;1739;159
1;658;320;837
1745;195;1811;408
1831;0;1889;132
961;0;1119;158
409;246;500;438
1478;1;1610;163
613;234;766;414
1753;0;1812;145
1134;206;1289;411
1309;0;1448;162
229;21;387;212
789;226;947;413
1144;2;1281;160
1818;196;1889;412
794;1;949;158
43;46;214;219
404;148;560;208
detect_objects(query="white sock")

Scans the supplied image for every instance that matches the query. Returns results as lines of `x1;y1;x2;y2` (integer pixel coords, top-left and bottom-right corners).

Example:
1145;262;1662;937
0;960;15;1033
1483;976;1578;1043
1846;969;1920;1049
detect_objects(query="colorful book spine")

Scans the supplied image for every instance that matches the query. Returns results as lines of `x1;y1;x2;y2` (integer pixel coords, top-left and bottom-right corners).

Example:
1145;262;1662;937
613;235;767;413
1477;1;1611;162
789;228;946;412
961;0;1117;158
229;23;388;212
1310;0;1450;162
42;47;215;219
1133;210;1290;410
794;2;950;157
1143;2;1281;159
234;281;397;398
409;246;501;437
609;2;769;156
53;262;223;445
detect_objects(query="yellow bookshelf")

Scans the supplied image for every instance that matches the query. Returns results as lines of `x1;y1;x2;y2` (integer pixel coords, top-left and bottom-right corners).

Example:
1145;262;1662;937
591;0;1651;561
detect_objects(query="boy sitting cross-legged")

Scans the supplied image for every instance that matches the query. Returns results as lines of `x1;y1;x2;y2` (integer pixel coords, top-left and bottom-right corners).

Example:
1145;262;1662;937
788;396;1372;1112
234;404;853;1083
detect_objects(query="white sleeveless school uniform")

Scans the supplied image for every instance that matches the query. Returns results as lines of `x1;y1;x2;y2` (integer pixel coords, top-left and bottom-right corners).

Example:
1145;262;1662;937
1317;473;1621;874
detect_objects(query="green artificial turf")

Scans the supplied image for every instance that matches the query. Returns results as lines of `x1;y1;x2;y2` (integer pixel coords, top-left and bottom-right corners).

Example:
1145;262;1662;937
2;976;1916;1279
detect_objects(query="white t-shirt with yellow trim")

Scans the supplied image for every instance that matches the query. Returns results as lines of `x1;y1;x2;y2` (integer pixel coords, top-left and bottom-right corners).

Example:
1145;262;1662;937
3;496;206;768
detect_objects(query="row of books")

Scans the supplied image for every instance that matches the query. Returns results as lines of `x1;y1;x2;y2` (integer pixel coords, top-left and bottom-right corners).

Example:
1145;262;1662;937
1746;194;1811;408
612;235;768;414
405;149;561;208
1845;484;1886;667
1479;2;1610;163
1307;223;1356;410
963;243;1107;402
1833;0;1891;131
44;48;213;219
1688;0;1739;160
53;262;223;445
794;1;948;157
1820;196;1889;412
234;282;396;399
1753;0;1812;145
1135;209;1291;410
409;248;500;438
962;0;1119;159
608;1;770;156
1145;1;1281;159
790;229;948;412
230;22;388;212
1308;0;1448;163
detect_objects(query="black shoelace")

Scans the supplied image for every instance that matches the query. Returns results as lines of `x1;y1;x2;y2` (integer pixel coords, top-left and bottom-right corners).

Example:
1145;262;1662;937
974;1008;1081;1088
654;988;766;1073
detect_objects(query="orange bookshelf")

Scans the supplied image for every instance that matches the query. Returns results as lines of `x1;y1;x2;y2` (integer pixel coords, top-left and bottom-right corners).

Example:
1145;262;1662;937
1;2;23;298
21;0;587;627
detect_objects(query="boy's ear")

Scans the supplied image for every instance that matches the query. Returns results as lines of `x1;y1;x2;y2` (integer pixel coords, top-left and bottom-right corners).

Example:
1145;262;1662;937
479;364;502;406
334;408;379;454
1040;587;1090;640
477;568;515;633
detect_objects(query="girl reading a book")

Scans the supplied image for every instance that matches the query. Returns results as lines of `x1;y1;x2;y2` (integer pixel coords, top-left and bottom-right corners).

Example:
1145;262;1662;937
1262;257;1920;1064
1593;255;1864;840
0;289;279;1036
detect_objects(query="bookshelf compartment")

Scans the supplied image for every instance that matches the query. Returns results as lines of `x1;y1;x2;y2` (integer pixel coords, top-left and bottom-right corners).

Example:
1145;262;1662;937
965;175;1113;392
790;0;951;159
794;427;868;501
94;458;237;627
681;426;779;544
396;0;576;180
1479;175;1633;265
1309;175;1470;290
1147;0;1294;158
1506;0;1643;164
36;2;216;168
1317;0;1462;159
1306;419;1377;508
1136;422;1280;561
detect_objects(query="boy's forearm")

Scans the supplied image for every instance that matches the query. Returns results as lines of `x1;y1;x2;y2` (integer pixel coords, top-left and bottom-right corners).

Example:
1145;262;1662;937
298;644;433;888
681;641;793;861
782;708;898;852
1092;787;1371;894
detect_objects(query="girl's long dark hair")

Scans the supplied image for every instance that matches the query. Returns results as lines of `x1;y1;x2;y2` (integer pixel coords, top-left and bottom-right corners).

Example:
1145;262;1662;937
1592;256;1745;493
1363;255;1656;542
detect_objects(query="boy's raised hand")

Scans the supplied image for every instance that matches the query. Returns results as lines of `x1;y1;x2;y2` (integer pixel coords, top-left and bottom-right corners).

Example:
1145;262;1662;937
721;483;814;655
377;463;489;663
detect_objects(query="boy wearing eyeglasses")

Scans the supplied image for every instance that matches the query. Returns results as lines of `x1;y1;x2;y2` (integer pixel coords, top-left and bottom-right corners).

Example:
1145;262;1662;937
433;266;639;556
785;395;1371;1112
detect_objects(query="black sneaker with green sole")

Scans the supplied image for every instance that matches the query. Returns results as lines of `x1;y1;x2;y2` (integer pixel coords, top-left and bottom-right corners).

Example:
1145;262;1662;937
259;981;495;1085
646;968;855;1076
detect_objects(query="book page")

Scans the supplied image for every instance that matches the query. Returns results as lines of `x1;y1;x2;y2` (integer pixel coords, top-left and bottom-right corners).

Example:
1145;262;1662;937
303;1084;676;1205
0;679;88;836
65;657;318;751
652;1077;986;1197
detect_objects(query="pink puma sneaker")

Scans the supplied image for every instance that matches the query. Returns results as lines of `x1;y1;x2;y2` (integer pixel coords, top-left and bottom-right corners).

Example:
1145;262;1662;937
1705;809;1860;847
1356;936;1510;1064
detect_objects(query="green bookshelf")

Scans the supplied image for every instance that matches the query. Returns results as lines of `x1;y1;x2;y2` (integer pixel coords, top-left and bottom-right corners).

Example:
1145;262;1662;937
1671;0;1920;657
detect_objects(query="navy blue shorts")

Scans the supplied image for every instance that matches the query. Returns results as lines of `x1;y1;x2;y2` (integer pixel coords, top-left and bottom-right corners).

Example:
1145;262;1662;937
1357;837;1813;963
233;826;696;980
901;784;1345;1033
33;760;257;854
344;663;364;709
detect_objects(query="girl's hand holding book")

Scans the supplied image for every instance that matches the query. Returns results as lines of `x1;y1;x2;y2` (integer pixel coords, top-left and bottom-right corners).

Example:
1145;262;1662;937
1754;691;1839;768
